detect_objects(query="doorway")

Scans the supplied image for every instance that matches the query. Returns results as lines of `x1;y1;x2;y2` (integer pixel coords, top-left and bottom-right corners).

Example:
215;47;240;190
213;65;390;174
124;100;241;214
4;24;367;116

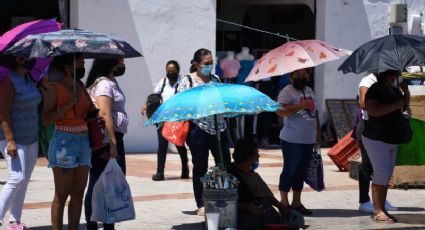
216;0;316;146
0;0;69;35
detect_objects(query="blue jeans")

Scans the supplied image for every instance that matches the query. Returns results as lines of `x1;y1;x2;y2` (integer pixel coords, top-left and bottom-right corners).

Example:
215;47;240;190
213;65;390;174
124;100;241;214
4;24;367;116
279;140;314;192
48;130;91;168
186;122;231;208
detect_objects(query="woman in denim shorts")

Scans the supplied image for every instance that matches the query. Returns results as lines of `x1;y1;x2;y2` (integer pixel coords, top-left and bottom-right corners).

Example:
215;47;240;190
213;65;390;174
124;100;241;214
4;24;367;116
41;53;91;230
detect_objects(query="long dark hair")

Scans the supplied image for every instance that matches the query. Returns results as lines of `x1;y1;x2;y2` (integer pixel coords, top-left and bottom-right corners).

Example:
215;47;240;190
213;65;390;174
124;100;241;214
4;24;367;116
0;55;20;70
377;70;399;83
49;53;83;75
86;58;120;88
190;48;212;73
166;60;180;72
232;138;258;163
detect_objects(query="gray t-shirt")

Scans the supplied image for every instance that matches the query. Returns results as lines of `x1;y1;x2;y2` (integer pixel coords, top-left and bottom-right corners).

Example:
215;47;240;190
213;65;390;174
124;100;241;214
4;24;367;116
278;84;317;144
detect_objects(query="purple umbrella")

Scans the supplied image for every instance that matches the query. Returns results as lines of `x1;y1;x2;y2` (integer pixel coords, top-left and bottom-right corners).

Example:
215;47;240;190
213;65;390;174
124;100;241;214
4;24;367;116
0;18;61;81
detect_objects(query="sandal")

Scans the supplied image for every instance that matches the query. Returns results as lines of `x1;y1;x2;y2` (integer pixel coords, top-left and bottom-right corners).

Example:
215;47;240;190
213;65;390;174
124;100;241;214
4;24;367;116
372;213;395;224
290;204;313;216
385;212;398;223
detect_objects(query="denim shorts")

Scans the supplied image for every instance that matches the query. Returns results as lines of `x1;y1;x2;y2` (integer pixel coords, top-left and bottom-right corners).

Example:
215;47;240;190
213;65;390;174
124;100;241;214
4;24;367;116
48;130;92;168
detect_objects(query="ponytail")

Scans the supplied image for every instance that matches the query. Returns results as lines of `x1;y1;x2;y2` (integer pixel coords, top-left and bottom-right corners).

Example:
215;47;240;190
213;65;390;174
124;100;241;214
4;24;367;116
190;48;212;73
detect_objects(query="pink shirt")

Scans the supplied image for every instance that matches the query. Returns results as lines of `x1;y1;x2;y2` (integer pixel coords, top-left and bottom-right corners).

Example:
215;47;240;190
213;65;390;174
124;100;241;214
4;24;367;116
220;59;241;78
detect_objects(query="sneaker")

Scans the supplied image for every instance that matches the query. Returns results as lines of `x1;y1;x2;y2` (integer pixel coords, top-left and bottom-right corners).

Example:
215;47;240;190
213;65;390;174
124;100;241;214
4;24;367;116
6;223;26;230
197;207;205;216
152;173;165;181
385;200;398;211
359;201;374;213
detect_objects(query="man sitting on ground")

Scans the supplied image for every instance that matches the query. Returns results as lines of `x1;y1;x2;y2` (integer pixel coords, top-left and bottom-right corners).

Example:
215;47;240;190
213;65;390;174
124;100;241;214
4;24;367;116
228;138;304;229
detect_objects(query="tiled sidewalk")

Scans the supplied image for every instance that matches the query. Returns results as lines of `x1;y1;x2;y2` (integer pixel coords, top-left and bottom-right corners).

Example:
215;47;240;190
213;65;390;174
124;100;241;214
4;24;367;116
1;148;425;229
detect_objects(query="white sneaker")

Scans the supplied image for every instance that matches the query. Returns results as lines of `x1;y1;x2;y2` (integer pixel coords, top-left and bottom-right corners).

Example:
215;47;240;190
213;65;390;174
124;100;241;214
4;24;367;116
359;201;374;213
385;200;398;211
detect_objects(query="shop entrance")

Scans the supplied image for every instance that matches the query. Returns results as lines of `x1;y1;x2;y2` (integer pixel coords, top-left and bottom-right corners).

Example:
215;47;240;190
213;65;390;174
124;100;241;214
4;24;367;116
0;0;69;35
216;0;316;146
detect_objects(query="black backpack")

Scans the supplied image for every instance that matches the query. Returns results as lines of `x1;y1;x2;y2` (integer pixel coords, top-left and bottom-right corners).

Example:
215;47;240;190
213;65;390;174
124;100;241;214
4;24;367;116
146;78;179;118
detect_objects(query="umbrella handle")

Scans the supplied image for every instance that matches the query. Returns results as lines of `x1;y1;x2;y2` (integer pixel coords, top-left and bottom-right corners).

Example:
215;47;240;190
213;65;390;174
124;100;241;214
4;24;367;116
214;114;225;170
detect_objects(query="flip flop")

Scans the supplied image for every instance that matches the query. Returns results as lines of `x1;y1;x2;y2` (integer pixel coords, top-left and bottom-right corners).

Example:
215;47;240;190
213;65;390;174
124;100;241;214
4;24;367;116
372;213;395;224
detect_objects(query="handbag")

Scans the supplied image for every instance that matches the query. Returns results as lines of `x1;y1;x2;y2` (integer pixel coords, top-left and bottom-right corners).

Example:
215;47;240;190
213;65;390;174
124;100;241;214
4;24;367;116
81;81;107;151
304;145;325;192
161;121;189;146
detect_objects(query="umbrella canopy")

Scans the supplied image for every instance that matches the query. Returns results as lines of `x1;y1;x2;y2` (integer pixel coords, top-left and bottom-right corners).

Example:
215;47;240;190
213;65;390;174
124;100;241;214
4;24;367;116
4;29;142;59
0;18;61;51
147;82;280;125
0;19;61;81
338;34;425;74
245;40;348;82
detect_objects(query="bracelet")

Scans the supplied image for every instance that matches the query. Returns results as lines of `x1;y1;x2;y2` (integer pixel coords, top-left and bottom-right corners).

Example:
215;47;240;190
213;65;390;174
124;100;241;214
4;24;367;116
6;139;14;142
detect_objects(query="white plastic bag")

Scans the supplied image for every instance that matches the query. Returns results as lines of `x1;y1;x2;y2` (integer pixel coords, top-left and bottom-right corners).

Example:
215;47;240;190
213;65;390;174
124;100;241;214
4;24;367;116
91;159;136;223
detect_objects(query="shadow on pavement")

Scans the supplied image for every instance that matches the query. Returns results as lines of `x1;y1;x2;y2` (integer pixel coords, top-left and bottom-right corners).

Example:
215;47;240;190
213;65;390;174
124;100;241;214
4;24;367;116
366;227;425;230
171;222;204;230
391;214;425;225
308;209;370;218
182;210;198;216
27;224;85;230
397;207;425;212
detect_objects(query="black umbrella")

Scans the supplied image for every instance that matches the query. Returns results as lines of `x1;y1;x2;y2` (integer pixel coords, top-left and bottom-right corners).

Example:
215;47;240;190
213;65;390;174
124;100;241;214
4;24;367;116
3;29;142;59
338;34;425;74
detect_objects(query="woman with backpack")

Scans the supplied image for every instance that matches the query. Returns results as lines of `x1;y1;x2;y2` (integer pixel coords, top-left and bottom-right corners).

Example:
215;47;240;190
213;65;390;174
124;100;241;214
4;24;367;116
143;60;189;181
177;48;231;216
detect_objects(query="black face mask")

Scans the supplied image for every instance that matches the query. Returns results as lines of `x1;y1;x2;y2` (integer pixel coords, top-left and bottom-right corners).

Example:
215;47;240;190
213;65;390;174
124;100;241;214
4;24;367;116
113;66;126;77
73;67;86;80
22;59;36;70
166;73;179;81
292;78;309;90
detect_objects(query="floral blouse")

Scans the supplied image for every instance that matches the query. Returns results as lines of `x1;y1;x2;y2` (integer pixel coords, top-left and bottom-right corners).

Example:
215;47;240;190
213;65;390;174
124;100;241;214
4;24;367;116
177;74;227;135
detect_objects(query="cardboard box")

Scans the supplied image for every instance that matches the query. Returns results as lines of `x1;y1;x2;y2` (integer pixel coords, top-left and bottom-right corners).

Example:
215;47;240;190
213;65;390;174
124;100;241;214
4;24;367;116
410;95;425;121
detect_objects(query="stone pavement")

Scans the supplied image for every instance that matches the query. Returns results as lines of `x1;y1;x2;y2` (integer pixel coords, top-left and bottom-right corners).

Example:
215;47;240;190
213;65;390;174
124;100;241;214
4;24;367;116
1;148;425;230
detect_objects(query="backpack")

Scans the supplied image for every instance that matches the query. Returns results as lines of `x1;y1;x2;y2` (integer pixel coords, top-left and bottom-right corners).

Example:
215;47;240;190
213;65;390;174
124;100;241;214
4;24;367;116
146;78;179;119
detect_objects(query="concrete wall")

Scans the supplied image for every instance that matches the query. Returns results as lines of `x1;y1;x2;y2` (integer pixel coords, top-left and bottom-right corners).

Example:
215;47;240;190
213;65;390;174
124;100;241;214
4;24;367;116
315;0;425;121
76;0;217;152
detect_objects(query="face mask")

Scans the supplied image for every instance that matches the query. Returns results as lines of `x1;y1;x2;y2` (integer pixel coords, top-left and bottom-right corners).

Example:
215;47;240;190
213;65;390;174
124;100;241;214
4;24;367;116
73;67;86;80
113;66;126;77
200;64;213;76
251;160;259;171
293;78;309;90
22;59;36;70
166;73;179;81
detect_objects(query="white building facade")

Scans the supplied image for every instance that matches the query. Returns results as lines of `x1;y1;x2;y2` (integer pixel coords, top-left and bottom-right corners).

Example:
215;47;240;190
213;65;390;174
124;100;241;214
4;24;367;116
71;0;425;152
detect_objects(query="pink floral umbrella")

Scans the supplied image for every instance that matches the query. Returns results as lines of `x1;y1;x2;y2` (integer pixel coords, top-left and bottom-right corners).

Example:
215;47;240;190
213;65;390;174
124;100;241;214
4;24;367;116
245;40;349;82
0;19;61;81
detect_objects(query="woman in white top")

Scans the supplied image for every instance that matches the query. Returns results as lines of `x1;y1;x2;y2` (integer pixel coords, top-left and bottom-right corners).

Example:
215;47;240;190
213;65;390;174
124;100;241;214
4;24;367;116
150;60;189;181
84;57;129;230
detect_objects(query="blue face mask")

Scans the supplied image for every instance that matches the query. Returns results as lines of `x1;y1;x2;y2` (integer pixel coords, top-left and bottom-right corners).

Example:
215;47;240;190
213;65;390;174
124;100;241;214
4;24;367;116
200;64;213;76
251;160;259;171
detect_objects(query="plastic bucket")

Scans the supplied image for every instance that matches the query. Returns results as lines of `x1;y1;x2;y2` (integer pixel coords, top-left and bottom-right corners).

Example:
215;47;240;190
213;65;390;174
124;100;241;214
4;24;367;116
203;188;238;230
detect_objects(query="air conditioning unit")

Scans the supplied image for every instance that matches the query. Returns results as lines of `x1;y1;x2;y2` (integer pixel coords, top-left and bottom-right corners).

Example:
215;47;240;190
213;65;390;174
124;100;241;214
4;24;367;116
390;4;407;23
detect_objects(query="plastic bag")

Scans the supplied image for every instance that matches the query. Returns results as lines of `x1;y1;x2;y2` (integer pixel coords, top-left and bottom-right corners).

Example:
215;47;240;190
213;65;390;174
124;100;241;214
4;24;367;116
161;121;189;146
91;159;136;224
